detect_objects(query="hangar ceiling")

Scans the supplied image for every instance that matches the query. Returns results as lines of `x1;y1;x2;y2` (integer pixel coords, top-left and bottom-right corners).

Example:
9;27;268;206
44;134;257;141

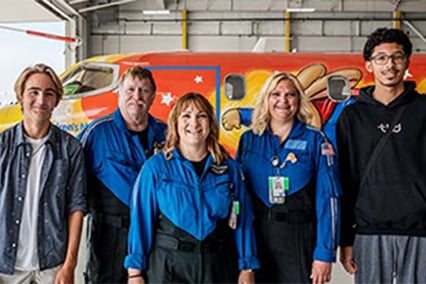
2;0;424;24
0;0;59;22
2;0;425;63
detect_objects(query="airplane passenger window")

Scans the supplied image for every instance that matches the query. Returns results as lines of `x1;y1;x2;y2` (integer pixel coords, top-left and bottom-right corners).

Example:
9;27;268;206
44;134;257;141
327;75;351;102
62;63;119;97
224;74;245;100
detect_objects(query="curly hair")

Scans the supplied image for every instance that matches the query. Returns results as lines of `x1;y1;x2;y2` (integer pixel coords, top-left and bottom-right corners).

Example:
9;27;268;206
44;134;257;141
164;92;229;164
363;28;412;61
251;72;314;135
14;63;63;106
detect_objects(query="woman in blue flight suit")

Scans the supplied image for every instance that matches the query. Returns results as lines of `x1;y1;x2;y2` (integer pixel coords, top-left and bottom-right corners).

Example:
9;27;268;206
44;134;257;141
237;72;341;284
125;93;259;284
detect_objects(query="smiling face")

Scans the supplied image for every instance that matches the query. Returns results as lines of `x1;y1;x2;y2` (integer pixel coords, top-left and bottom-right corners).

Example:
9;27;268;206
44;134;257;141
268;79;299;124
118;76;155;126
177;103;210;149
20;73;58;125
365;42;408;89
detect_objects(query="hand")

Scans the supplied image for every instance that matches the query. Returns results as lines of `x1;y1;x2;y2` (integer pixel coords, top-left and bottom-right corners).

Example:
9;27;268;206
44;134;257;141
54;265;74;284
128;269;145;284
128;276;145;284
310;260;332;284
222;108;241;130
238;270;255;284
340;246;357;274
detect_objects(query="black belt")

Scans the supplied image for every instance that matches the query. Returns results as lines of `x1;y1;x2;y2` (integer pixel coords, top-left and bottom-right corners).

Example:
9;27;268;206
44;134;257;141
97;213;130;229
257;209;314;224
155;234;230;253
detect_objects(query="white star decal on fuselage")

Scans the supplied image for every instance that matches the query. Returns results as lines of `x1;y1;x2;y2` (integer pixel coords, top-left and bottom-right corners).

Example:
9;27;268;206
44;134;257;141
161;92;174;106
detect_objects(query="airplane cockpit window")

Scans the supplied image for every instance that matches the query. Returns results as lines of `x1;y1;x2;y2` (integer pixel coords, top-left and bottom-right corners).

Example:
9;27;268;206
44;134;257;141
62;63;120;98
224;74;246;100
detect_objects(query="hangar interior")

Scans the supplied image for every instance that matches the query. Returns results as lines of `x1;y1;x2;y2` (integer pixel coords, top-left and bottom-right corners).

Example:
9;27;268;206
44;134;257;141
0;1;425;283
2;0;426;67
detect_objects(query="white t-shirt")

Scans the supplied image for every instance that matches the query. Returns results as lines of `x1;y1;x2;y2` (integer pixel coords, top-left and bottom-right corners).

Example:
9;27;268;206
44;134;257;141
15;135;49;270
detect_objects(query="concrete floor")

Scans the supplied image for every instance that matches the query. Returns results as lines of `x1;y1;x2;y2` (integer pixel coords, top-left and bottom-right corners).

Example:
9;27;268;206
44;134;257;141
74;217;354;284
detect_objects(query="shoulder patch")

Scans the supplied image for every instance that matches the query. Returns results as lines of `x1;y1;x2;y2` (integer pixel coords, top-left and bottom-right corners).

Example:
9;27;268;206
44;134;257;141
321;142;335;155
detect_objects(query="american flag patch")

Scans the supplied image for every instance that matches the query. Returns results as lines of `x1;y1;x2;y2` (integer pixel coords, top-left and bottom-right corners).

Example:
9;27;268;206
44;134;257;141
321;142;335;155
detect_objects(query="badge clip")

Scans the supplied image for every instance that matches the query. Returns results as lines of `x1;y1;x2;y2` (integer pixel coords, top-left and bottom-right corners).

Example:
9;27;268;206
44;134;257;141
228;200;239;230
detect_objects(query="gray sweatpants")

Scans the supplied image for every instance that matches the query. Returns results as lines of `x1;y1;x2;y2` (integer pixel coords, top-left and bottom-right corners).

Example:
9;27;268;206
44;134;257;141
353;234;426;284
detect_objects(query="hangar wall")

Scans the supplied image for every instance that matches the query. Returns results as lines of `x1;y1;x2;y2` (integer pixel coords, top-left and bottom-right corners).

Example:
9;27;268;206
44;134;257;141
79;0;426;57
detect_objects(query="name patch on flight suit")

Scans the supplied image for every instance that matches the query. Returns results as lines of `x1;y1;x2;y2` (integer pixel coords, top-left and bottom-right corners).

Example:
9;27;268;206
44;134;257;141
284;139;307;150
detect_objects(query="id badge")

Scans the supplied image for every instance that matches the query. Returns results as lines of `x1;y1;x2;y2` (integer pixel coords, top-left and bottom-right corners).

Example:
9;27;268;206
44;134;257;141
228;200;240;230
269;176;289;204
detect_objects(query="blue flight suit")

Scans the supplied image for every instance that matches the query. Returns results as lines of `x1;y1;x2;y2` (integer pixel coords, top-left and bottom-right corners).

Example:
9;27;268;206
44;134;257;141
79;109;166;283
125;149;260;283
236;118;341;283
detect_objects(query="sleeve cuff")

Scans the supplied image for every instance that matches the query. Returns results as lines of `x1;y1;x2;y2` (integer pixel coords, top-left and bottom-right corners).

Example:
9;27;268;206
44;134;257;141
124;254;147;270
238;256;261;270
313;247;336;263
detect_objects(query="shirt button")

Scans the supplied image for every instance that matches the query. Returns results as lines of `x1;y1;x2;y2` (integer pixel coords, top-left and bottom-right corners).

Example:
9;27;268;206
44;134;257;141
18;196;23;201
15;219;20;224
21;174;26;178
11;243;16;248
26;152;30;157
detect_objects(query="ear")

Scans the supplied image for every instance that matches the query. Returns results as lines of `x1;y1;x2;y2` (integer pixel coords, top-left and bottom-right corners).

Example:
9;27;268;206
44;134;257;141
365;61;373;73
17;94;23;104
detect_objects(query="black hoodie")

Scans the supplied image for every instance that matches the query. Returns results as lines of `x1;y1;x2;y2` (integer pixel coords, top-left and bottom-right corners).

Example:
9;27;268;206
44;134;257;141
337;81;426;246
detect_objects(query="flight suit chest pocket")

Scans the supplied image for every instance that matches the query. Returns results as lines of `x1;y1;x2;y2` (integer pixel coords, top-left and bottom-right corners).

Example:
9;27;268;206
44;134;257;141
201;175;232;218
213;175;232;197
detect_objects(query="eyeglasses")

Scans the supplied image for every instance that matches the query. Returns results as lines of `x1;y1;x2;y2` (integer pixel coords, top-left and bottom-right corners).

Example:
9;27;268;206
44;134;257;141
370;53;407;65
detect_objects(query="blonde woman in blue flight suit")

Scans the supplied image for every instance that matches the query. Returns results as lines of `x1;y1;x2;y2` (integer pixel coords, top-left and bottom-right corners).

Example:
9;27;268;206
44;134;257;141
237;72;341;284
125;93;259;284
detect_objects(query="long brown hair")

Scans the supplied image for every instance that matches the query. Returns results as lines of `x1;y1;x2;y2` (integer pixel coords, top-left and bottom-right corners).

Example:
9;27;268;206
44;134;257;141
164;92;229;164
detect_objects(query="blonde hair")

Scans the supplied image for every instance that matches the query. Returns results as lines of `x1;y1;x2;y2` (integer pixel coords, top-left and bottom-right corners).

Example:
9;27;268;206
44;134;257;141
14;63;63;105
251;72;314;135
164;92;229;164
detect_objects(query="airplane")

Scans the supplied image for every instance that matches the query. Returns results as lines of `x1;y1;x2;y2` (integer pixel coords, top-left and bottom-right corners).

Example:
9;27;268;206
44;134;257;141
1;51;426;155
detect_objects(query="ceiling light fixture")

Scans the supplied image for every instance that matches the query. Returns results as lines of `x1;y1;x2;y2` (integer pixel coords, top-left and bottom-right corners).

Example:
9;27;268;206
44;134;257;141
286;8;316;12
143;10;170;15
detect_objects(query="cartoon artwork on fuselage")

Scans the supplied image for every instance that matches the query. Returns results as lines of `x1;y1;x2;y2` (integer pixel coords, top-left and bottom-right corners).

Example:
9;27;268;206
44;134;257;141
1;52;426;156
220;63;362;147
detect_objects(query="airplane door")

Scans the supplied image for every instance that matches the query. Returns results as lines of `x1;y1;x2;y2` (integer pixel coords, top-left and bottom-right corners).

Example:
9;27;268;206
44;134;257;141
148;66;221;123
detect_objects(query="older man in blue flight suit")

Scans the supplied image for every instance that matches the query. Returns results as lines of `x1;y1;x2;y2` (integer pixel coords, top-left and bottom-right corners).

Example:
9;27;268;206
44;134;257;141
79;67;167;284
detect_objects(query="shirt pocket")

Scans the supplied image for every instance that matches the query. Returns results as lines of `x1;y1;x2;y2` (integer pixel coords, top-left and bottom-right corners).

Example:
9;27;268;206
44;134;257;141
204;175;233;218
50;159;69;190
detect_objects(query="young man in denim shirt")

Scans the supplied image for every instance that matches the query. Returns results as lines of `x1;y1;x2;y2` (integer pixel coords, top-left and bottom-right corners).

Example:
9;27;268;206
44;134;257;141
0;63;86;283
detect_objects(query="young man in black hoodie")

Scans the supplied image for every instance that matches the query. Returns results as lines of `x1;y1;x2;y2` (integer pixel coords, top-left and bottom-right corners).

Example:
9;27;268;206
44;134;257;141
337;28;426;283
